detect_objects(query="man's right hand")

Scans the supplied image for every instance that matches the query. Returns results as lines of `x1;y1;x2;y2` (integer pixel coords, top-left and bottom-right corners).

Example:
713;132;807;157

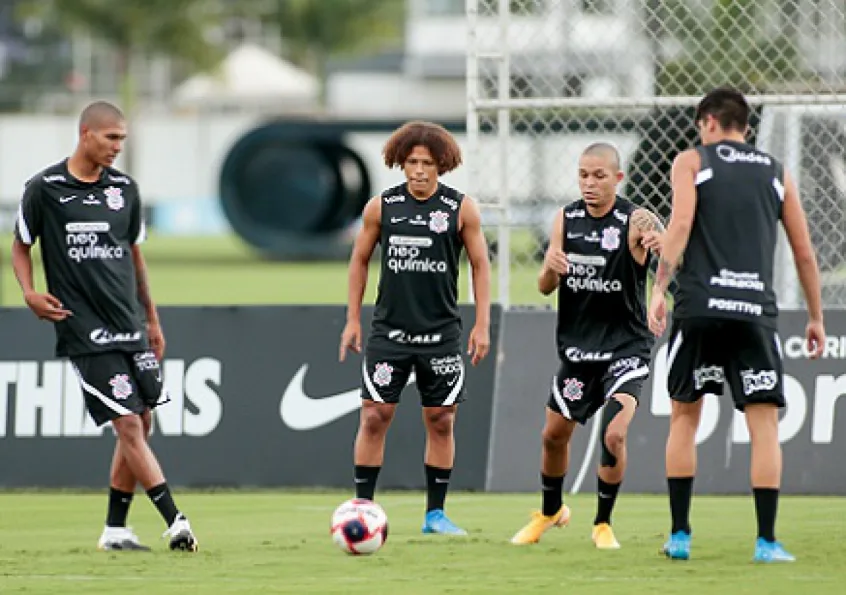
543;247;569;276
339;320;362;362
24;291;73;321
805;319;826;359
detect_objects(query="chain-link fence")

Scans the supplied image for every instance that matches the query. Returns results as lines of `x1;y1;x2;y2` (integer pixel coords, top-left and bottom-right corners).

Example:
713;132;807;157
466;0;846;307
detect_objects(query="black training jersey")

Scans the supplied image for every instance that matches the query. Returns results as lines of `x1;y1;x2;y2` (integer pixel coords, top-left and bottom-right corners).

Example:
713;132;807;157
556;198;653;362
14;159;149;357
673;141;783;328
370;182;465;350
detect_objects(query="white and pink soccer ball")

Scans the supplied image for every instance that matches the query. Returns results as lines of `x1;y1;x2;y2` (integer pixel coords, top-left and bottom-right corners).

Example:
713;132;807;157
330;498;389;555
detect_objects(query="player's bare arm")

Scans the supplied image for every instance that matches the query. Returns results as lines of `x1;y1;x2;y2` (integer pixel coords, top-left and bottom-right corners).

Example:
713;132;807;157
648;149;699;336
628;207;665;265
131;245;165;360
340;196;382;361
11;238;73;321
781;169;825;358
655;149;699;293
539;209;566;295
459;196;491;366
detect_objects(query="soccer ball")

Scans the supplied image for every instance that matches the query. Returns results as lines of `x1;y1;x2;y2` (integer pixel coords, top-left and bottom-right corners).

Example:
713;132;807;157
330;498;389;555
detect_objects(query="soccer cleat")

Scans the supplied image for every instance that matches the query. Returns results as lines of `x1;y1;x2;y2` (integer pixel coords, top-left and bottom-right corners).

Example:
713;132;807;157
510;505;571;545
163;514;199;552
662;530;691;560
422;509;468;536
97;526;151;551
592;523;621;549
753;538;795;563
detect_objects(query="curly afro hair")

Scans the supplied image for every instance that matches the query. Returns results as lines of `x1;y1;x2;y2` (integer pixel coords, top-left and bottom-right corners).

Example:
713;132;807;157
383;121;462;175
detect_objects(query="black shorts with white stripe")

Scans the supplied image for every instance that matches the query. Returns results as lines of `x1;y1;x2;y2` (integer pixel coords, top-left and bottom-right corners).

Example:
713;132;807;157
361;343;466;407
666;317;785;411
71;350;170;426
547;355;649;424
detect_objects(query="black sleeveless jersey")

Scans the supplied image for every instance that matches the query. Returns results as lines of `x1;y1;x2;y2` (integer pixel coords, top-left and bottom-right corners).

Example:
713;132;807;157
14;159;149;357
370;182;465;350
673;141;783;328
556;198;653;362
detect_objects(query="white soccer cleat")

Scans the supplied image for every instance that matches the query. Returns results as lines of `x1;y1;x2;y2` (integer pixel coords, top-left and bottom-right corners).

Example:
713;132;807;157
163;513;199;552
98;526;151;551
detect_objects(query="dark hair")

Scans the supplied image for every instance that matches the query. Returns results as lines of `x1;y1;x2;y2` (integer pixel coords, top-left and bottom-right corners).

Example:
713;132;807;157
581;141;621;170
79;101;125;130
695;87;750;132
383;121;462;175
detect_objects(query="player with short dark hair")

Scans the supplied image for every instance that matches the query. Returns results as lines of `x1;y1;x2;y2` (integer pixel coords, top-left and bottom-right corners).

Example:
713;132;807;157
12;101;198;552
511;142;664;548
649;86;825;562
340;120;491;535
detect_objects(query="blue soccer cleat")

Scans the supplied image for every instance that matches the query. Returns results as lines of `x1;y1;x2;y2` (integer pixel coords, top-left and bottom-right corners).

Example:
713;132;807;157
422;509;468;536
753;538;795;563
663;530;691;560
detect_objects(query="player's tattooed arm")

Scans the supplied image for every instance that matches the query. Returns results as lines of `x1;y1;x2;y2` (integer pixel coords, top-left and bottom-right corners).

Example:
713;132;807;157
630;208;665;234
630;208;665;262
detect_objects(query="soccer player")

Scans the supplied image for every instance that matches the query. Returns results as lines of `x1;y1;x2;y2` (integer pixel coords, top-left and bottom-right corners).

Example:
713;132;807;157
511;143;664;548
339;121;491;535
648;87;825;562
12;101;198;552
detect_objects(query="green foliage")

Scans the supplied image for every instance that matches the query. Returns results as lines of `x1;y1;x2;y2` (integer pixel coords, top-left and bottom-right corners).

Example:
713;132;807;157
655;0;802;95
18;0;223;71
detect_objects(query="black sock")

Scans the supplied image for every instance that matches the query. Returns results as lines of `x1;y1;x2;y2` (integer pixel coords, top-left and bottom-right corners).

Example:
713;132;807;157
667;476;694;534
146;482;180;526
106;487;133;528
425;464;452;512
594;476;621;525
354;465;381;501
541;473;565;516
753;487;779;542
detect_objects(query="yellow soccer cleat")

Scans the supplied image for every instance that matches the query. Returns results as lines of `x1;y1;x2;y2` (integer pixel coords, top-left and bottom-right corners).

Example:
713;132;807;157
592;523;621;549
510;505;571;545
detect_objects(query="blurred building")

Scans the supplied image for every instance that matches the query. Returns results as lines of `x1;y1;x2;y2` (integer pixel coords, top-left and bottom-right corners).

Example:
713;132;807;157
327;0;846;119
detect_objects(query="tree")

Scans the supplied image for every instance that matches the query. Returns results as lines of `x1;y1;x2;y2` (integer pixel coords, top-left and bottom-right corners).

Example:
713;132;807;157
654;0;802;95
235;0;404;81
18;0;226;171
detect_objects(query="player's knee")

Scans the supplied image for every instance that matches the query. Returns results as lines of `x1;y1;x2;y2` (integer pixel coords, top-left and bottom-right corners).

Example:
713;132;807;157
600;398;626;467
424;408;455;438
603;428;626;455
112;414;145;444
359;406;393;436
541;424;569;450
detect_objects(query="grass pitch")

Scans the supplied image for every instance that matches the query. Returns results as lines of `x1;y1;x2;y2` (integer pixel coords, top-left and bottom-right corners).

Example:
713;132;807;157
0;491;842;594
0;233;552;307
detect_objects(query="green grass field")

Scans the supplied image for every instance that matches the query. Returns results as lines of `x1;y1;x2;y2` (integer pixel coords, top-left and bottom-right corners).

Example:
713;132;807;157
0;491;842;594
0;233;552;307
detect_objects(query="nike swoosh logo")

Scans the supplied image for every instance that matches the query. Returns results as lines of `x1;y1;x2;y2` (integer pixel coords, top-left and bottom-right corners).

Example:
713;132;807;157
280;364;416;431
567;233;583;239
391;217;407;223
60;195;76;203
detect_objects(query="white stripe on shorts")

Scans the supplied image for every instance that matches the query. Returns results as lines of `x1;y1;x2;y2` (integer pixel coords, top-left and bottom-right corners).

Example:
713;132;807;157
551;376;573;420
72;364;134;417
361;359;385;403
441;360;465;406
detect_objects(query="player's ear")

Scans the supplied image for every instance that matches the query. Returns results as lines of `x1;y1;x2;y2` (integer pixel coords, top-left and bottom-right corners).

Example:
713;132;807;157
615;170;624;184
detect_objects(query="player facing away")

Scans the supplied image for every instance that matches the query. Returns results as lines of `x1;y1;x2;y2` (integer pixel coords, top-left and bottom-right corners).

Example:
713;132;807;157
511;143;664;548
649;87;825;563
339;121;491;535
12;102;198;552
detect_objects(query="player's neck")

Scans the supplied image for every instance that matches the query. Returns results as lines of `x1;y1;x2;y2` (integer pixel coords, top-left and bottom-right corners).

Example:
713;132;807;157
706;132;746;145
406;181;439;201
67;151;103;183
585;198;615;219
